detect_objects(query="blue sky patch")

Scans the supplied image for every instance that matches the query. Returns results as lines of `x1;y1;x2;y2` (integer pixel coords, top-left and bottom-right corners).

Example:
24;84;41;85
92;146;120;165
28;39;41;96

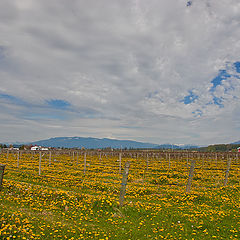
0;93;17;101
0;93;25;105
46;99;71;109
212;96;224;108
192;109;202;117
186;1;192;7
234;61;240;73
206;96;224;108
207;61;240;108
181;90;198;104
210;70;231;92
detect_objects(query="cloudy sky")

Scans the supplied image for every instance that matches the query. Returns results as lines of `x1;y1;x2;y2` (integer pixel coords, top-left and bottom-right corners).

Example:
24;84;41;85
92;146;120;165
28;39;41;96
0;0;240;145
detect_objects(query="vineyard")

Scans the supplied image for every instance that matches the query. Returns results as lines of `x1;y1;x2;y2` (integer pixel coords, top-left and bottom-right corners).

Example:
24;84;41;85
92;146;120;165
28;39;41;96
0;150;240;239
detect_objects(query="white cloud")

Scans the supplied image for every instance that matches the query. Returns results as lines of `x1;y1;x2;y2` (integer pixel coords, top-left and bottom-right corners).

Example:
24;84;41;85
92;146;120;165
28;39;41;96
0;0;240;145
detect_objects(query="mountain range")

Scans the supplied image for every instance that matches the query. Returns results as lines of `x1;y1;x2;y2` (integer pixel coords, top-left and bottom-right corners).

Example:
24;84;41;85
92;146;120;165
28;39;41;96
30;137;158;149
27;137;198;149
3;137;240;150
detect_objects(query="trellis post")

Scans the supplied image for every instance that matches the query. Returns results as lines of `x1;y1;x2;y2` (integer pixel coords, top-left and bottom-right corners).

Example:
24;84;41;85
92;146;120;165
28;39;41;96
146;153;149;171
224;157;231;187
119;162;130;207
39;151;42;176
17;150;20;168
49;151;51;165
119;152;122;174
84;151;87;174
0;164;6;189
186;159;196;193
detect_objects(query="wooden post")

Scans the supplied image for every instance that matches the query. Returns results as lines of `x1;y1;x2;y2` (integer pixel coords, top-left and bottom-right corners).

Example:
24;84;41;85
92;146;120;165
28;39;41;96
39;151;42;176
198;153;200;166
186;159;196;193
119;162;130;207
168;153;171;169
17;151;20;168
76;151;79;164
119;152;122;174
7;150;9;161
165;153;167;167
146;153;149;171
0;164;6;189
49;151;51;165
83;151;87;174
224;157;231;187
72;151;75;162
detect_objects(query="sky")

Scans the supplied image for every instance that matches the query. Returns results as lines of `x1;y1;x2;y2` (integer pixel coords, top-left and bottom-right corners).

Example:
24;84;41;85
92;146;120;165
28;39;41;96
1;0;240;145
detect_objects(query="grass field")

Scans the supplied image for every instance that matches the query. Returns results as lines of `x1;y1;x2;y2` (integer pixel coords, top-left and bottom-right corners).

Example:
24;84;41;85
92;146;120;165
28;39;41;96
0;151;240;239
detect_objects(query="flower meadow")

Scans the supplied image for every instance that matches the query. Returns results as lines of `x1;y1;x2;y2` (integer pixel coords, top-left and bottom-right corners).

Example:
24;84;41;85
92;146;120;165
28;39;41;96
0;150;240;239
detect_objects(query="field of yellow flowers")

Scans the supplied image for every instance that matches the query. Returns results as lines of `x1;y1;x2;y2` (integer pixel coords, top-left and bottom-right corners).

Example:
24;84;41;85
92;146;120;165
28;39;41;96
0;150;240;239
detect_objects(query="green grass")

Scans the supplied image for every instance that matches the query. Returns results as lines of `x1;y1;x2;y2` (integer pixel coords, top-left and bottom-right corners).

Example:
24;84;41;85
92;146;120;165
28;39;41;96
1;154;240;239
1;175;240;239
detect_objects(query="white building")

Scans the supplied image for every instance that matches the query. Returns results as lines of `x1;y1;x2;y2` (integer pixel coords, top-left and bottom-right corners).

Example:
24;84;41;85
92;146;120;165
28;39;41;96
41;147;49;151
31;146;49;151
31;146;40;151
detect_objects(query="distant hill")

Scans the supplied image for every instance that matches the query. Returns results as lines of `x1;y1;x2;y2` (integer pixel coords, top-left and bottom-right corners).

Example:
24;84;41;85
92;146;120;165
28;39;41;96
28;137;200;149
198;142;240;152
5;138;240;151
30;137;159;149
155;144;199;150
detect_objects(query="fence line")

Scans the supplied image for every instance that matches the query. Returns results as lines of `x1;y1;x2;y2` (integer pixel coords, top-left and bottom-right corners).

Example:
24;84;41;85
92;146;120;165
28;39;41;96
1;150;240;194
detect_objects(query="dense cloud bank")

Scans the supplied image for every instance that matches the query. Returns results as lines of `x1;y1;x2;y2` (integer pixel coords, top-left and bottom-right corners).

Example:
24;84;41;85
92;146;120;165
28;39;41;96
0;0;240;145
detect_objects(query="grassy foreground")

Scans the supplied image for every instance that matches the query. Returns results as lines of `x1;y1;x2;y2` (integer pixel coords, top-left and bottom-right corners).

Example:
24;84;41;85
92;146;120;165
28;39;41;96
0;152;240;239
